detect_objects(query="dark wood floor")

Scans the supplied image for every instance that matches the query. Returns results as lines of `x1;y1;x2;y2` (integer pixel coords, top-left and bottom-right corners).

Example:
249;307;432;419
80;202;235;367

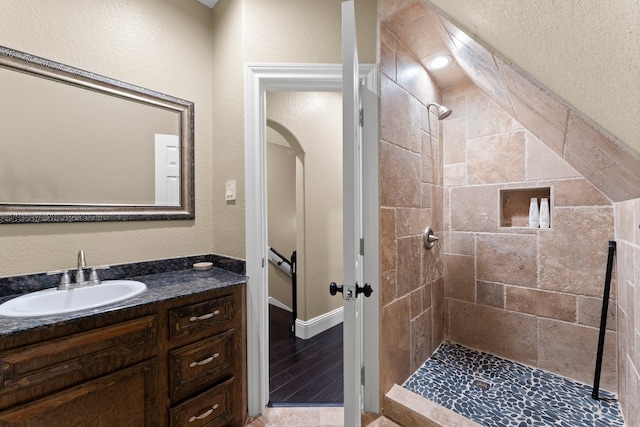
268;305;343;406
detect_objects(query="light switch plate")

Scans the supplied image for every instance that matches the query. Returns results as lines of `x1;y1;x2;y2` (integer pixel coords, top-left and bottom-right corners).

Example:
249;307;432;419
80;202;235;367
225;180;236;201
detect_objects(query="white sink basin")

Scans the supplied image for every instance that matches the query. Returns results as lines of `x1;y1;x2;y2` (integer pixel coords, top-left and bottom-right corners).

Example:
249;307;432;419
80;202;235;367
0;280;147;317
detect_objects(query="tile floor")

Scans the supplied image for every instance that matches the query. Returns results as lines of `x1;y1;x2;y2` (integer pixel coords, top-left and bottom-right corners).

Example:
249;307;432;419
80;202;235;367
403;341;626;427
245;407;400;427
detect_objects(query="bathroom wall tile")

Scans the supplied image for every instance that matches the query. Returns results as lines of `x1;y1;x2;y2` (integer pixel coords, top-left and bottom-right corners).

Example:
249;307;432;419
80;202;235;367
526;133;579;181
381;296;411;395
422;281;432;310
411;308;432;373
397;236;422;297
477;281;504;309
397;208;428;237
380;140;422;208
443;31;513;115
617;200;636;244
409;100;424;154
467;131;526;185
431;277;445;351
378;0;416;22
381;76;411;150
450;185;499;232
466;89;522;140
496;58;569;156
444;254;475;302
380;1;426;34
564;112;640;202
421;182;432;209
553;178;611;208
617;243;629;315
448;300;537;365
410;287;423;319
380;25;397;81
380;207;397;276
476;234;537;288
446;231;475;256
431;185;445;231
626;365;640;427
506;287;576;322
618;309;628;403
444;164;466;187
424;241;444;287
539;207;614;297
396;42;434;106
443;117;466;165
577;295;616;330
381;269;397;308
635;198;640;245
421;134;435;184
538;318;617;391
394;13;446;61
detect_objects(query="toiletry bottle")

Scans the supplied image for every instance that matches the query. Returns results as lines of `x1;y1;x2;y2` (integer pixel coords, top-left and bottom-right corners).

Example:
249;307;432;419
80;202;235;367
539;198;550;228
528;197;539;228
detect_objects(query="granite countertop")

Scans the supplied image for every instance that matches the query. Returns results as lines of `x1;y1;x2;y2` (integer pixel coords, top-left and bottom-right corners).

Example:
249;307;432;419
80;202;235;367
0;266;246;338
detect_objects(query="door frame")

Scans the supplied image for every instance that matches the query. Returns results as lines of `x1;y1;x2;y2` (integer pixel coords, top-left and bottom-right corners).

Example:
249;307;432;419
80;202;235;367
244;63;379;416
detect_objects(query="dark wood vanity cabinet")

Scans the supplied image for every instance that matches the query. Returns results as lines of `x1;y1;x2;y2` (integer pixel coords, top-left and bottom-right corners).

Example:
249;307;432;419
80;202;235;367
0;283;246;427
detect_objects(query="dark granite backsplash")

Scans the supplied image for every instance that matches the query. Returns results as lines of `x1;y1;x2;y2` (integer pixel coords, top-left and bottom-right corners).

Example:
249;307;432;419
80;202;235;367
0;254;245;298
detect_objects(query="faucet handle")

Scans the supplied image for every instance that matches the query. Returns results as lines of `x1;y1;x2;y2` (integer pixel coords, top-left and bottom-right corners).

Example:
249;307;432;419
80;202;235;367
47;269;71;289
88;265;110;284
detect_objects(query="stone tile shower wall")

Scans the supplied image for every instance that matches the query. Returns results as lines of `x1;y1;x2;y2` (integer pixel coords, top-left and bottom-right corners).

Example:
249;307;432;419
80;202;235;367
378;22;445;397
442;82;618;391
614;199;640;426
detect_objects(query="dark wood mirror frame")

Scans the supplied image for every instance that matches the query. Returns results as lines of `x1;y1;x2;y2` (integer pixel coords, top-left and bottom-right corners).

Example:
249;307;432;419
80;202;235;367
0;45;194;223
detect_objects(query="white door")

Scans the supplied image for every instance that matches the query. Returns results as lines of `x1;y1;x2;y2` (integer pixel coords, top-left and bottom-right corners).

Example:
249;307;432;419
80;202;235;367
154;134;180;206
339;2;371;425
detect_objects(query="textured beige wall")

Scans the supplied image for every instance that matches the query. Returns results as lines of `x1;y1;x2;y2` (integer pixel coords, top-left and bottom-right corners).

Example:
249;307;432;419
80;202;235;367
267;92;344;322
211;0;378;259
0;0;214;277
267;138;296;309
427;0;640;153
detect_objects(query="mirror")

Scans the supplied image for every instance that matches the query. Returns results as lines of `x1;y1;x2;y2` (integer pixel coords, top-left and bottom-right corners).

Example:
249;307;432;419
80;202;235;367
0;45;194;223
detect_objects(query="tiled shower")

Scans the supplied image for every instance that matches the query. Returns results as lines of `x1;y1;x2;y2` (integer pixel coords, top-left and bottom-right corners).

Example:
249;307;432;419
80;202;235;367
378;1;640;425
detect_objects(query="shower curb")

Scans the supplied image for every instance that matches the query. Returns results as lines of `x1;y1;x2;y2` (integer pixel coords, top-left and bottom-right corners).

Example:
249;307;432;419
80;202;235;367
383;385;481;427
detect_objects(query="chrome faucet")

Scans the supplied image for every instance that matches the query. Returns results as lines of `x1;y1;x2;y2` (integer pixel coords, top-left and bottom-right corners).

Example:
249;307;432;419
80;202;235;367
46;250;110;290
76;250;87;284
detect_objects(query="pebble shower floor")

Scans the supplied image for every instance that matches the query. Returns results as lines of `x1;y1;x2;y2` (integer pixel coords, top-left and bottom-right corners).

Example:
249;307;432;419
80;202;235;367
403;341;625;427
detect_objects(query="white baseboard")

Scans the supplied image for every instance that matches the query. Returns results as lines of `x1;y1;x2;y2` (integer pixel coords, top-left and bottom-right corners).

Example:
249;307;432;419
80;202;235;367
295;306;343;340
268;297;292;312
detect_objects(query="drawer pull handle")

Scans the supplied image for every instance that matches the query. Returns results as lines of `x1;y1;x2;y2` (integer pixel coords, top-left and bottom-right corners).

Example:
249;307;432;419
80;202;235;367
188;404;219;422
189;310;220;322
189;353;219;368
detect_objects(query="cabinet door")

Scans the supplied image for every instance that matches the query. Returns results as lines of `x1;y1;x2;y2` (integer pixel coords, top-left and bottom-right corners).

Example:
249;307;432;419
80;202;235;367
0;359;159;427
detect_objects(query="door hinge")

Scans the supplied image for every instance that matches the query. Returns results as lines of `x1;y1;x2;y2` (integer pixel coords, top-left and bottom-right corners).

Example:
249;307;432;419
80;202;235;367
361;366;365;385
359;108;364;127
359;238;365;256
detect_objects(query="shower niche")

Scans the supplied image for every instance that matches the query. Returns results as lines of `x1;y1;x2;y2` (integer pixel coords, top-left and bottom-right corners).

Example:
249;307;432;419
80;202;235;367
500;187;551;228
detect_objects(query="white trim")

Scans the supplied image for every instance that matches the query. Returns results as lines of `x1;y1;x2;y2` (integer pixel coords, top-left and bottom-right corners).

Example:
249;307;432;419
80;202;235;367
244;63;377;417
268;297;292;312
295;306;344;340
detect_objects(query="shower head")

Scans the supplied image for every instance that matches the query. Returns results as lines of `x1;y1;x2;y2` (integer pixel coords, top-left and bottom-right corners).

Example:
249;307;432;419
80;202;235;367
427;102;452;120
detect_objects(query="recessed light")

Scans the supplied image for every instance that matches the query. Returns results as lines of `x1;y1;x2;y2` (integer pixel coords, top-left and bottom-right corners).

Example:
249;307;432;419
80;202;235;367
427;55;453;70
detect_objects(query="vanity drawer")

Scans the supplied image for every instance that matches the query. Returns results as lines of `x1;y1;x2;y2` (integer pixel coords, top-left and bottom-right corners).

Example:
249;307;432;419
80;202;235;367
169;295;235;341
169;330;234;401
0;316;157;409
169;377;234;427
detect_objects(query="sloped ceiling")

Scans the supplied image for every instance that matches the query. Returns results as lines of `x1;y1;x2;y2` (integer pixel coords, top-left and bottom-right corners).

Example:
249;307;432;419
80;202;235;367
381;1;640;202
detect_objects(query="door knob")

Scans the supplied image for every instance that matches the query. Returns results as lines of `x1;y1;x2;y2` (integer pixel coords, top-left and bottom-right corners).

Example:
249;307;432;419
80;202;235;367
356;283;373;298
329;282;343;296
